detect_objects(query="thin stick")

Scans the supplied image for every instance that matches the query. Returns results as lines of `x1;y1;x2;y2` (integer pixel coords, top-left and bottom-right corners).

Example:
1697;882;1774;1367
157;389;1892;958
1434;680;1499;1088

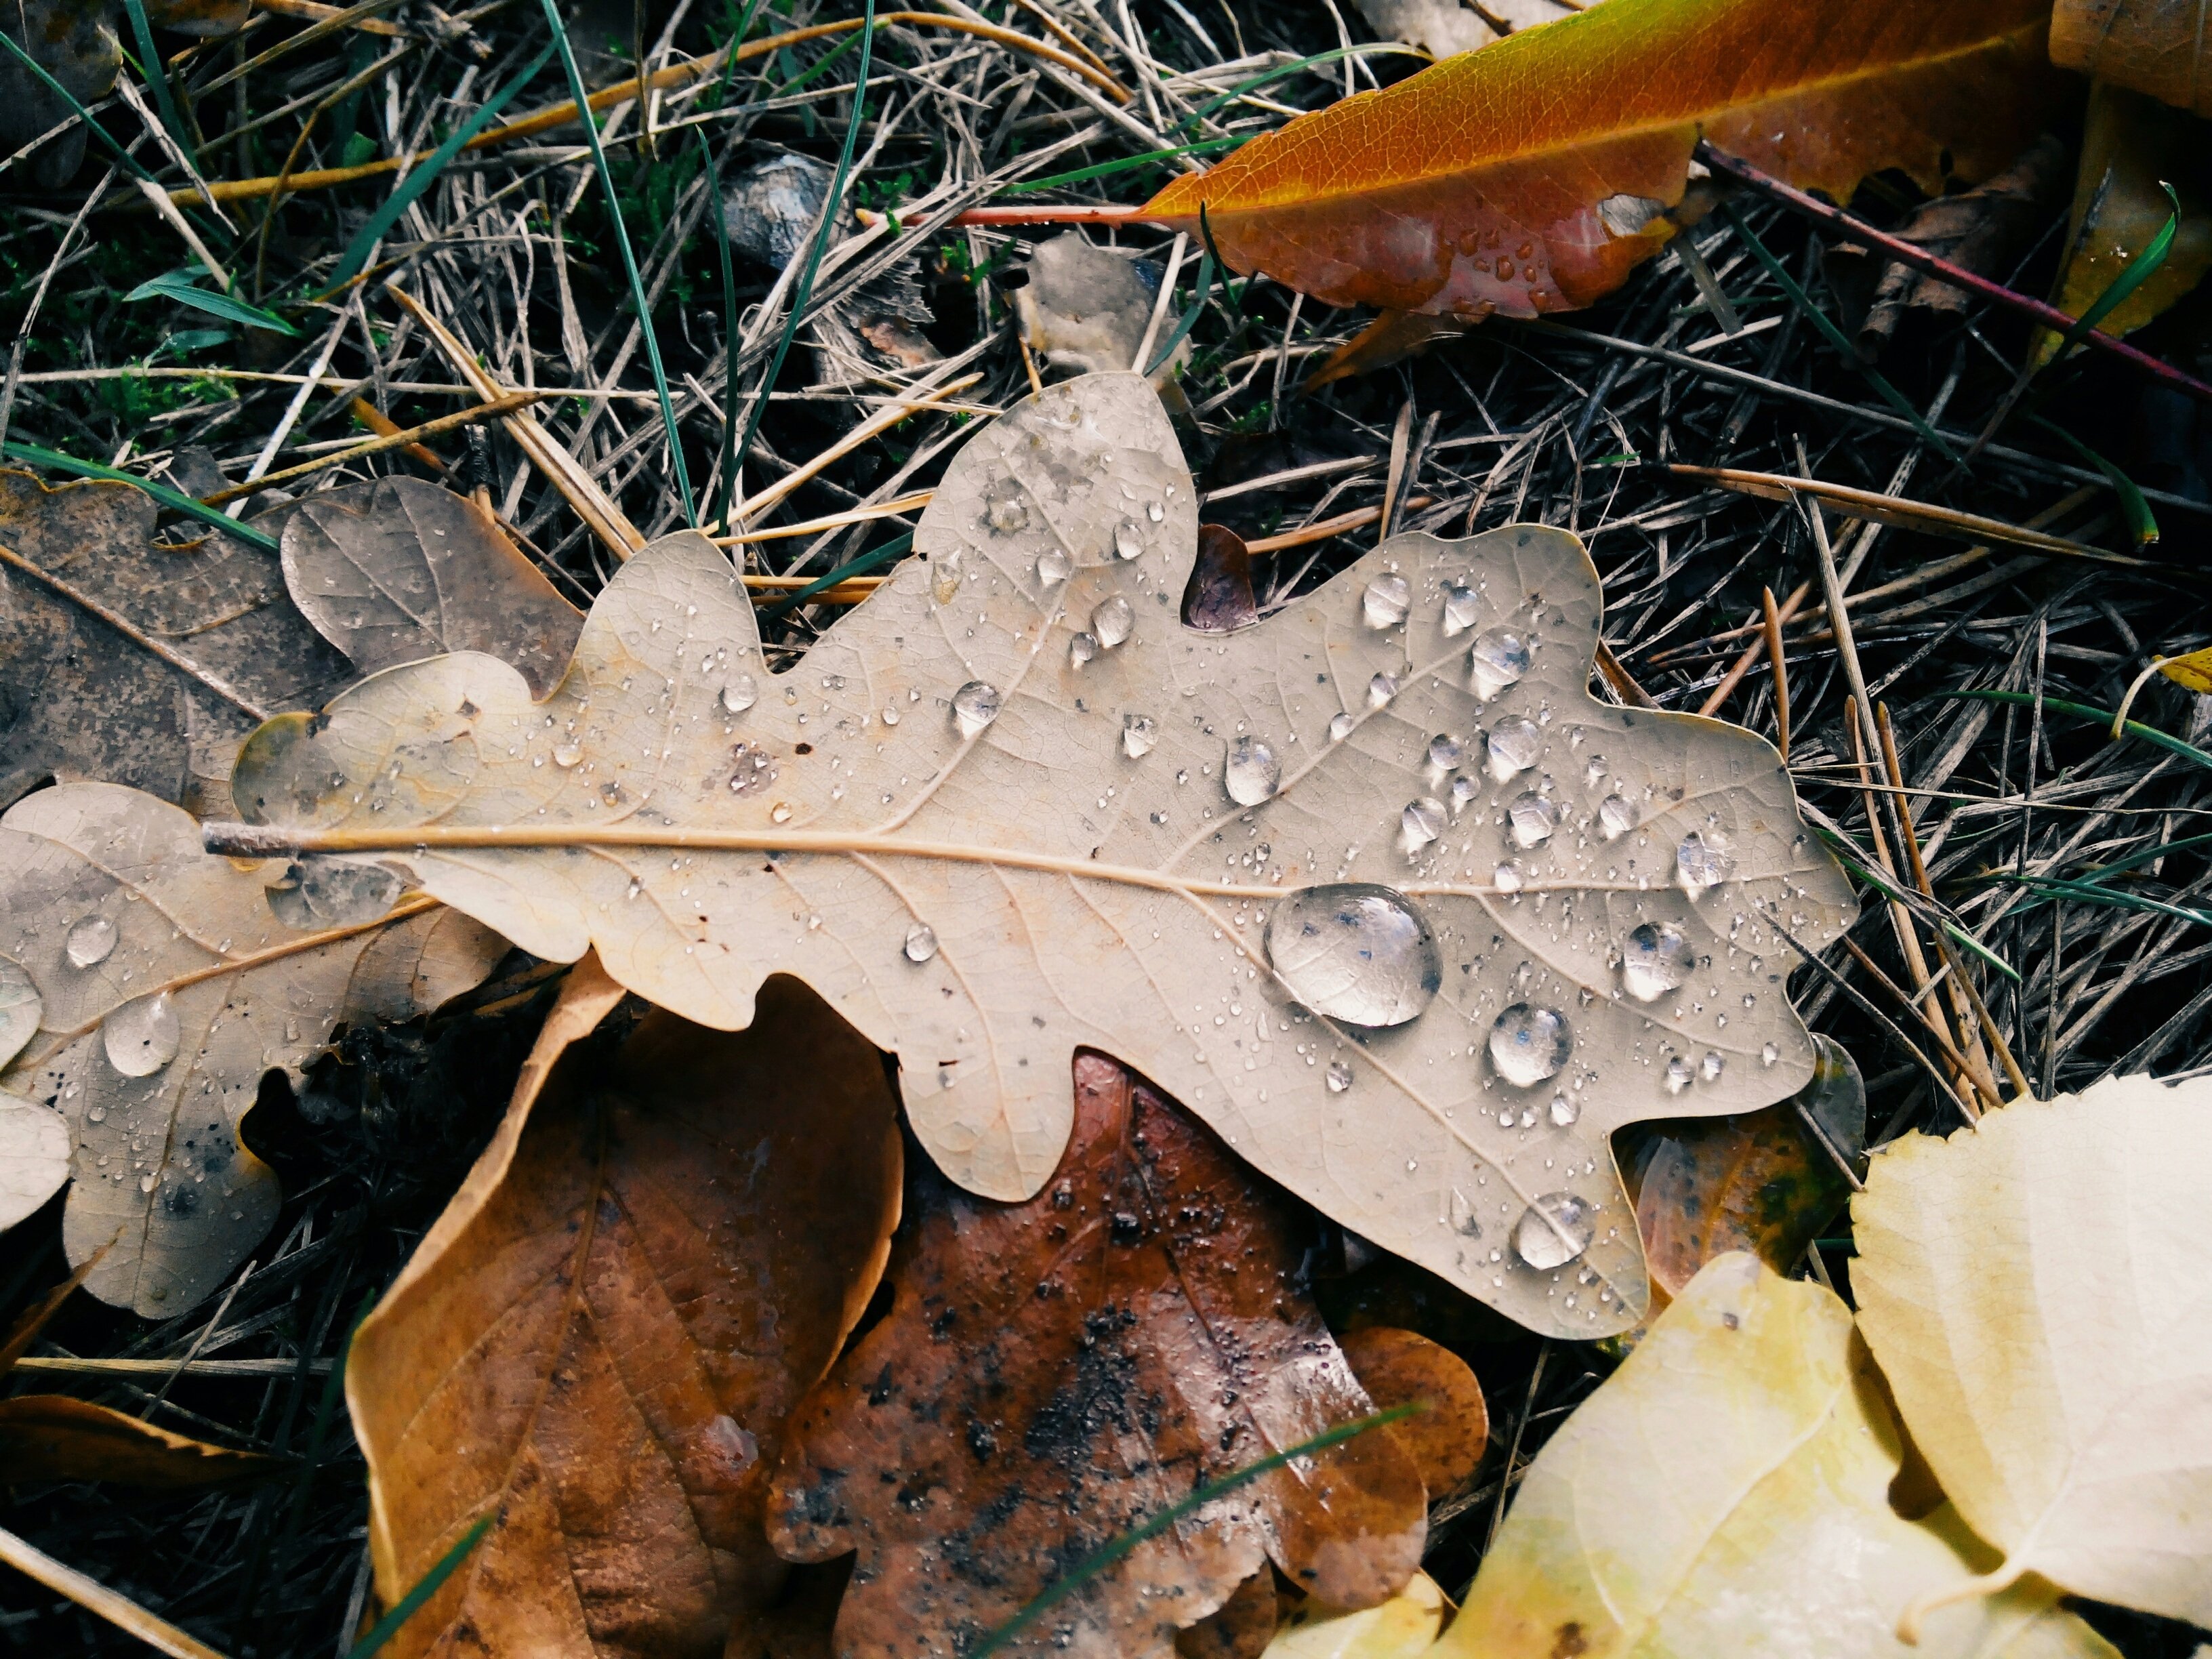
0;1525;232;1659
720;376;979;531
202;392;542;504
1246;496;1431;554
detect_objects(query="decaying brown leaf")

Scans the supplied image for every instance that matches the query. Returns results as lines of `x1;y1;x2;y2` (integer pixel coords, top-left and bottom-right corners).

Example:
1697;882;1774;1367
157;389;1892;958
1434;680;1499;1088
1335;1327;1488;1500
348;961;904;1659
281;478;583;698
0;0;121;188
769;1052;1427;1659
0;783;503;1313
0;471;350;814
0;1395;283;1490
1014;232;1187;384
1181;523;1260;633
2051;0;2212;116
221;371;1853;1339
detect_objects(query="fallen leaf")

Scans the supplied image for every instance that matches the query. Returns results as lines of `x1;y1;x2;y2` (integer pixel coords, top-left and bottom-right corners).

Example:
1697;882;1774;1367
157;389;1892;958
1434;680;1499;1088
1182;523;1260;633
1303;313;1475;391
1015;231;1186;382
0;782;503;1313
0;470;352;814
1263;1573;1443;1659
1140;0;2066;319
1852;1077;2212;1635
2156;643;2212;693
1622;1031;1864;1307
0;956;64;1230
142;0;253;36
0;1395;283;1489
0;0;120;188
348;961;904;1659
1335;1327;1488;1498
222;370;1853;1338
768;1053;1428;1658
1437;1253;2121;1659
2036;80;2212;363
1179;1574;1285;1659
280;478;583;698
1350;0;1584;62
2051;0;2212;115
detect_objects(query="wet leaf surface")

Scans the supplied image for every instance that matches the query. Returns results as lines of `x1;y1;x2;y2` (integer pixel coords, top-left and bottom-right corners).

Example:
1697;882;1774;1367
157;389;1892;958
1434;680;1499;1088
767;1052;1428;1659
0;783;502;1313
1335;1327;1488;1499
349;960;903;1659
226;372;1851;1338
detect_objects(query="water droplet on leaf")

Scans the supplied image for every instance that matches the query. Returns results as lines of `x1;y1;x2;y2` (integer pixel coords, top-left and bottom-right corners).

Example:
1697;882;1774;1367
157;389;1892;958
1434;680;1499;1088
66;916;117;969
953;681;1002;737
1513;1191;1594;1269
904;923;939;963
1091;596;1133;648
721;674;758;714
1489;1003;1570;1086
1264;884;1441;1028
1225;735;1280;806
1469;630;1530;700
1122;713;1158;758
104;992;180;1078
1620;922;1691;1001
1507;792;1555;848
1363;573;1410;629
1486;717;1541;779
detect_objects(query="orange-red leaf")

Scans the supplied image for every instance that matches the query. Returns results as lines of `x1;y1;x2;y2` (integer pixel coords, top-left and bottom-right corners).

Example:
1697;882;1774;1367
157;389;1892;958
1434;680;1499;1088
1143;0;2067;319
2051;0;2212;115
0;1396;282;1490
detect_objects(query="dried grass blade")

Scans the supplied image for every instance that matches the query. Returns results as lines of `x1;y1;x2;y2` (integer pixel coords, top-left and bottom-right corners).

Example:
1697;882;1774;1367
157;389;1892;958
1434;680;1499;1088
0;1525;231;1659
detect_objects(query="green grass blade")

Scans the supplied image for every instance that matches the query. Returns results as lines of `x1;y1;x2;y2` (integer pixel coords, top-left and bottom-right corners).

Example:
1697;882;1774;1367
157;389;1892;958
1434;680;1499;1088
1175;43;1424;133
1951;688;2212;773
2030;415;2157;546
729;0;877;521
1144;249;1212;376
757;529;914;620
1004;136;1240;194
769;25;865;96
0;29;156;182
326;38;556;293
119;0;192;160
125;271;300;335
2059;182;2181;358
1721;205;1962;466
343;1515;493;1658
535;0;697;525
970;1404;1416;1658
0;439;279;553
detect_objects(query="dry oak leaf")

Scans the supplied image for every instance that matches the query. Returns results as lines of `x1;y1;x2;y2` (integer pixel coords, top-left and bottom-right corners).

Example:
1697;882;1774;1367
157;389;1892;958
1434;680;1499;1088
1139;0;2067;320
281;478;583;698
1436;1253;2121;1659
0;955;65;1231
2051;0;2212;115
348;961;903;1659
0;1394;283;1489
1852;1077;2212;1637
768;1052;1427;1659
0;783;503;1314
1334;1327;1488;1498
0;469;352;813
220;371;1851;1339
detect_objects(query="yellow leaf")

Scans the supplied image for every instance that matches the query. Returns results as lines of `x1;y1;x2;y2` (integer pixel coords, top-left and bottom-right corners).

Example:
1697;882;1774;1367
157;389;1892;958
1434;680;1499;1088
1265;1574;1444;1659
2051;0;2212;116
1435;1254;2118;1659
2156;645;2212;695
1853;1079;2212;1635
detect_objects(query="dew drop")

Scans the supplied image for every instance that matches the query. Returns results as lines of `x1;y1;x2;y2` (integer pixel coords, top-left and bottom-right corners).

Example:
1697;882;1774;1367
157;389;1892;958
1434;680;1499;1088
1450;775;1479;816
1598;794;1638;839
1489;1003;1570;1086
0;958;37;1064
1225;735;1281;806
984;483;1029;533
1513;1192;1594;1270
1507;792;1555;848
1070;632;1098;667
1761;1042;1780;1068
1620;922;1692;1002
1676;830;1735;898
552;739;584;769
721;674;758;714
1092;595;1134;648
1362;573;1410;629
1549;1092;1578;1126
1264;884;1441;1028
1441;581;1479;636
66;916;118;970
1427;733;1462;771
1665;1054;1694;1094
882;704;901;726
1114;519;1143;560
1700;1050;1725;1083
1493;861;1523;893
104;992;180;1078
1469;630;1531;700
903;923;939;963
1329;711;1355;742
1036;548;1071;586
1486;716;1541;780
952;681;1002;737
1326;1059;1353;1092
1122;713;1158;759
770;802;794;824
1400;797;1445;856
1367;672;1399;709
1145;500;1164;523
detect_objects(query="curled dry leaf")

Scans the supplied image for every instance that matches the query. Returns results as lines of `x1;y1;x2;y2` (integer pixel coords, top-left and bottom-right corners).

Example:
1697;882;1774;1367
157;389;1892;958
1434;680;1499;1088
1140;0;2065;319
2051;0;2212;115
222;371;1851;1338
0;783;503;1313
1015;232;1187;383
1261;1574;1444;1659
1437;1254;2121;1659
349;963;903;1659
0;471;350;813
281;478;583;697
769;1052;1426;1658
0;1395;283;1490
1853;1077;2212;1635
1335;1327;1488;1498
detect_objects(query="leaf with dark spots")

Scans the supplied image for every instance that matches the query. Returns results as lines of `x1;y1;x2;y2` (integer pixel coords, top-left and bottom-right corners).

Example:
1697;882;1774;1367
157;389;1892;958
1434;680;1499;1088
1182;525;1260;633
768;1052;1426;1659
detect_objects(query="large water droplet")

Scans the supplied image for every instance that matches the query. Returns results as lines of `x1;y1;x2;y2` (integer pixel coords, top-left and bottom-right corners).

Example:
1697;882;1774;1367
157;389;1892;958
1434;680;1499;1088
1328;712;1355;742
1400;797;1444;857
1469;630;1530;700
1677;831;1734;897
1513;1192;1595;1270
953;681;1002;738
1489;1003;1570;1086
1507;792;1555;848
1367;672;1399;709
1114;519;1143;559
1036;548;1071;586
1326;1059;1353;1092
1092;596;1133;649
1486;717;1541;780
1620;922;1692;1001
722;674;758;714
1225;735;1280;806
1264;884;1441;1028
904;923;939;963
1122;713;1158;758
1549;1092;1578;1126
66;916;118;970
1070;632;1098;667
552;739;584;768
104;992;180;1077
1494;861;1523;892
1145;500;1164;524
1441;581;1479;636
289;857;401;927
1598;794;1638;840
1427;734;1462;771
1362;573;1410;629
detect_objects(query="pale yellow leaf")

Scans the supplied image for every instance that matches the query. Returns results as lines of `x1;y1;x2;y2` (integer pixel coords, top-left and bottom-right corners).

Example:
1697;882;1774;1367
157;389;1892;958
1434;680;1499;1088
1436;1254;2119;1659
1853;1079;2212;1633
1265;1574;1443;1659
